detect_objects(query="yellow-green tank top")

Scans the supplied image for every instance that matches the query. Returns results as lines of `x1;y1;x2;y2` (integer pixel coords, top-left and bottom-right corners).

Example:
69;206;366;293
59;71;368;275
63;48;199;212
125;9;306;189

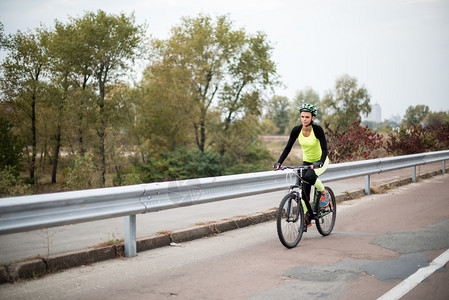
298;127;322;162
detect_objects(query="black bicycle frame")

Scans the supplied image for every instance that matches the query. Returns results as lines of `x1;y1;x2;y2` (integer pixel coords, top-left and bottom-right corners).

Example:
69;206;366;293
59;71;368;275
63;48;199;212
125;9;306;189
292;169;322;220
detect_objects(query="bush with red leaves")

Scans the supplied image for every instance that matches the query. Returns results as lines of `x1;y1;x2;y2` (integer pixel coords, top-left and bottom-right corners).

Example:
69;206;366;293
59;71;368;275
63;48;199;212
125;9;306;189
324;121;384;163
386;122;449;156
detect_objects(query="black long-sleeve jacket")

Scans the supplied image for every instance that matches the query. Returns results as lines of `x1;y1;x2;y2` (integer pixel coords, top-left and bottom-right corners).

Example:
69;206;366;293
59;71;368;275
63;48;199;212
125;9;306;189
277;124;328;164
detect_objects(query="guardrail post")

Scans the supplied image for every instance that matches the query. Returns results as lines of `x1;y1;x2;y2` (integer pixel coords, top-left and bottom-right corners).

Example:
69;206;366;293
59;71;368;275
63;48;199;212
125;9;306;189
412;166;417;182
124;215;137;257
365;175;370;195
443;160;446;174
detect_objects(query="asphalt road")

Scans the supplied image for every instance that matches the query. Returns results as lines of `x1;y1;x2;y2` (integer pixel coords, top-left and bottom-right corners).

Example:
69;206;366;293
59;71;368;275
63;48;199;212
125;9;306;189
1;172;448;299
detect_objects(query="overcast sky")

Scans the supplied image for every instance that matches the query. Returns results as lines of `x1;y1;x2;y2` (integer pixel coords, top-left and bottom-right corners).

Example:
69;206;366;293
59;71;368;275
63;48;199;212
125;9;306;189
1;0;448;120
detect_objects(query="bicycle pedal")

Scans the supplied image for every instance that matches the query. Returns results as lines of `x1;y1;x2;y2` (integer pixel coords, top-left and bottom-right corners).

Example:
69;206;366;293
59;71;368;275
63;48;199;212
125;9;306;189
302;223;312;232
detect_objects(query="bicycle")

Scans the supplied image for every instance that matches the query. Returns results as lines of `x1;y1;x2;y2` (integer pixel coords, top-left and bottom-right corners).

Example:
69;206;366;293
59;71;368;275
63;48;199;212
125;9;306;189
276;165;336;248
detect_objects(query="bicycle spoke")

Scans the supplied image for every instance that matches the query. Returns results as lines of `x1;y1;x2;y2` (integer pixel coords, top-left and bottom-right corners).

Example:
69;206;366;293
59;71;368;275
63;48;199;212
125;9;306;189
277;193;304;248
315;186;336;236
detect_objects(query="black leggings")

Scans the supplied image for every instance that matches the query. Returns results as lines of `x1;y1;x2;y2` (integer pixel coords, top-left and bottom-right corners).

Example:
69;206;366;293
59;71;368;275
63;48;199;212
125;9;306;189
298;161;318;201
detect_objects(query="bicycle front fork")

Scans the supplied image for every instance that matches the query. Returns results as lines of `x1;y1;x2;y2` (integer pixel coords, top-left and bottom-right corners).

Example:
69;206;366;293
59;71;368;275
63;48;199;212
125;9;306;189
285;191;301;223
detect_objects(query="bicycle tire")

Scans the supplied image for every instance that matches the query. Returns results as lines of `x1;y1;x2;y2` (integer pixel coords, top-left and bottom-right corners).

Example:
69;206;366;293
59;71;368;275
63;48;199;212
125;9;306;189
276;193;304;248
315;186;336;236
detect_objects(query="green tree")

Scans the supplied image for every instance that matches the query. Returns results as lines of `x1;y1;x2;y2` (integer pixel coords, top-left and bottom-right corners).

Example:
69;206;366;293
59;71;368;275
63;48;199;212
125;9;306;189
45;26;80;184
422;111;449;128
218;31;280;154
0;116;23;172
139;60;195;152
52;19;98;156
404;105;430;127
0;22;4;45
0;27;51;181
71;10;147;186
265;95;290;134
150;14;279;154
104;83;149;179
322;74;371;129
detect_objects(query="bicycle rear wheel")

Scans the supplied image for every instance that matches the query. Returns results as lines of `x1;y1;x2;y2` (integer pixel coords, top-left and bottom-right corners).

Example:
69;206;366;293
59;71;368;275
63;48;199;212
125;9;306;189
277;193;304;248
315;186;336;236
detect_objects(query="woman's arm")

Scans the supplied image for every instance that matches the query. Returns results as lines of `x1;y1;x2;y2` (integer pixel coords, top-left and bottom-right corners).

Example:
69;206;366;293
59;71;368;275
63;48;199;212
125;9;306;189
314;125;328;163
277;125;302;164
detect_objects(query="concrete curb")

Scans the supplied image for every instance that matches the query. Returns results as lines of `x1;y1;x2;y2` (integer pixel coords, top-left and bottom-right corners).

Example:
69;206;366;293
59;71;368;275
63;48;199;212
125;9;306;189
1;169;446;284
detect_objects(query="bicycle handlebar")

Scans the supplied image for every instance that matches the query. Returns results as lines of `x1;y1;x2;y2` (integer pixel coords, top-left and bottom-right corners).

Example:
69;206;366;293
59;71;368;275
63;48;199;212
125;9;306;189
276;165;315;171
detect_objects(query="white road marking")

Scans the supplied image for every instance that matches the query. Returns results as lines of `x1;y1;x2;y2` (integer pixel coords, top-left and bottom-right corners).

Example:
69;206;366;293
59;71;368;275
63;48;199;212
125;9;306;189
377;248;449;300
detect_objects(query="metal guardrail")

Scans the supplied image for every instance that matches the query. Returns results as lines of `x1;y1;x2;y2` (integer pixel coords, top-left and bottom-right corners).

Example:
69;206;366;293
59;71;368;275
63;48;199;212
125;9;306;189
1;150;448;257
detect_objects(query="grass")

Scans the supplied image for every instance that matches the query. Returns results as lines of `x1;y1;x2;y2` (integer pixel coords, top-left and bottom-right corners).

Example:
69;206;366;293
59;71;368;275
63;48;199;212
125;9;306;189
92;238;124;249
104;238;124;245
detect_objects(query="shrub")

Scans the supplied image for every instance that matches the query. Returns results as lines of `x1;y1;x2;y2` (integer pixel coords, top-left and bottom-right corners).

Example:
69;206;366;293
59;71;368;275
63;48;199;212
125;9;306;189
385;122;449;156
140;148;224;182
385;125;429;155
223;144;274;174
113;167;144;186
426;121;449;151
324;121;384;163
0;166;31;197
133;145;273;183
65;154;99;190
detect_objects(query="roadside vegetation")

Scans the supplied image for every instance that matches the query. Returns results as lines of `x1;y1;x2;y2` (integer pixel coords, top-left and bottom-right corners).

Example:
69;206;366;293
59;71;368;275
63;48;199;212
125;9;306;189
1;12;448;197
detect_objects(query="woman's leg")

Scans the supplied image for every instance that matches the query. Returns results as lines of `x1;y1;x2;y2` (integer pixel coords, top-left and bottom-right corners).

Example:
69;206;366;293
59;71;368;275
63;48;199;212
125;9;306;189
313;157;329;192
299;164;313;217
314;158;330;206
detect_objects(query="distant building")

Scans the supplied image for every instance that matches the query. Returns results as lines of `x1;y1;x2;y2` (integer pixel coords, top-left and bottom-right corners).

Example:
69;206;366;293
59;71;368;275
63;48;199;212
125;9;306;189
363;103;382;123
389;114;402;125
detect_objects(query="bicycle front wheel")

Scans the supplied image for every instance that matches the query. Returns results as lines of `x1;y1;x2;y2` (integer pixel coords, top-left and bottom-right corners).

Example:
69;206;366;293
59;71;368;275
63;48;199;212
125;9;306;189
277;193;304;248
315;186;336;236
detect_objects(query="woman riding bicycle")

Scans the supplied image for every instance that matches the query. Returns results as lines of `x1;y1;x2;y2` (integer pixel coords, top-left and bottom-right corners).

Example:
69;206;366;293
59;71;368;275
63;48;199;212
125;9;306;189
274;103;330;227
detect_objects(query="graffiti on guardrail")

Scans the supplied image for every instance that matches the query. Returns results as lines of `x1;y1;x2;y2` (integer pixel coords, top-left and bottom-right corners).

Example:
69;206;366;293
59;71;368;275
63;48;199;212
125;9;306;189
285;170;298;186
165;178;216;206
